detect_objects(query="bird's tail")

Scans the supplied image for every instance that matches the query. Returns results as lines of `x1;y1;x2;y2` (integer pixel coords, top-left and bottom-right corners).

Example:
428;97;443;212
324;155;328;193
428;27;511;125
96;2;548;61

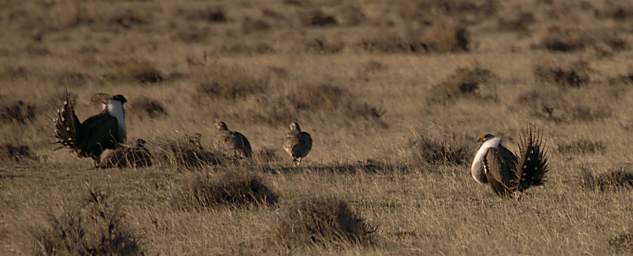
514;126;549;191
54;91;80;150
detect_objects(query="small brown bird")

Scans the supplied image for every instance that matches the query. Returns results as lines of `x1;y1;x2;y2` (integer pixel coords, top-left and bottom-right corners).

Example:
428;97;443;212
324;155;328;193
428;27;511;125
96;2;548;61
283;122;312;166
98;139;152;169
216;121;252;159
470;128;549;197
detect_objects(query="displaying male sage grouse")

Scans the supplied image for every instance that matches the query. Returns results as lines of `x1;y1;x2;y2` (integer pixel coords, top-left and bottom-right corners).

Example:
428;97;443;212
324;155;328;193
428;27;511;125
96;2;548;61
54;92;128;165
216;121;252;159
470;128;549;197
98;139;152;169
283;122;312;166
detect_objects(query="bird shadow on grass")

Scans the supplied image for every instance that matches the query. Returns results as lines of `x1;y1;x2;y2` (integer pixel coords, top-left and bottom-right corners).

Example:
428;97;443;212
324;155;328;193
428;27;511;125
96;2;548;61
259;160;409;174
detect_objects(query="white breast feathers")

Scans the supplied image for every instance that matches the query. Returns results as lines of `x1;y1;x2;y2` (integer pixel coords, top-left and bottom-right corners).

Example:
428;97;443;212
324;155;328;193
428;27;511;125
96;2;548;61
106;100;127;142
470;137;502;184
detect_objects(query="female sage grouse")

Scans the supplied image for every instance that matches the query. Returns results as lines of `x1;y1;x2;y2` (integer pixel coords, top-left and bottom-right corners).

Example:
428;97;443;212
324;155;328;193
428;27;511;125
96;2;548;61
98;139;152;169
216;121;252;159
470;128;549;197
54;92;127;165
283;122;312;166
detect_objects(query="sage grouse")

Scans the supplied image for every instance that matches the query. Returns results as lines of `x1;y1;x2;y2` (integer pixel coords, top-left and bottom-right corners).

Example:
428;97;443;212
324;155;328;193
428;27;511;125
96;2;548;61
470;128;549;197
54;92;127;165
98;139;152;169
216;121;252;159
283;122;312;166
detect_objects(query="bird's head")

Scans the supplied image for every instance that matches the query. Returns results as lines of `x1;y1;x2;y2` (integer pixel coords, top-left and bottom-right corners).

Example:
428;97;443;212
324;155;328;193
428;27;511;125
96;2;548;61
478;133;496;143
216;121;228;131
111;94;127;104
289;122;301;132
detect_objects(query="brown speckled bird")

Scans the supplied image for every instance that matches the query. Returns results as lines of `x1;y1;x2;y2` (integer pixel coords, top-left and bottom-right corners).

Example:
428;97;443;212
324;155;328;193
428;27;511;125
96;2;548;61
470;128;549;197
98;139;152;169
283;122;312;166
216;121;252;159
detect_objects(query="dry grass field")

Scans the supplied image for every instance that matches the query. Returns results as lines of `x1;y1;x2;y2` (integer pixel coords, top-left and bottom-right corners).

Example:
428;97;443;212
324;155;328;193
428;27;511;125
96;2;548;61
3;0;633;255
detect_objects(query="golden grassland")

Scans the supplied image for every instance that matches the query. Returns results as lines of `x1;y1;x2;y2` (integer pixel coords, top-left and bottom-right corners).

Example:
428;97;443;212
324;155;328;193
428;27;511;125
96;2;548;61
3;0;633;254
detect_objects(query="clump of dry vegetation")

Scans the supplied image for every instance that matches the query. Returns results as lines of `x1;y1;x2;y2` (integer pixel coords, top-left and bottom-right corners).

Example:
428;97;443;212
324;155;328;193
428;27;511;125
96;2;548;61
105;60;164;85
181;6;227;23
300;9;338;27
516;89;611;123
358;32;426;54
129;97;168;119
497;11;535;32
406;133;474;167
536;26;629;54
419;21;470;53
580;167;633;191
609;231;633;254
427;66;496;104
173;172;278;210
196;64;268;100
557;139;606;155
534;61;590;89
154;134;224;169
608;71;633;87
98;140;153;169
304;38;345;54
277;198;377;247
56;72;91;87
255;83;385;126
31;189;143;255
255;147;282;163
0;143;35;162
0;100;36;124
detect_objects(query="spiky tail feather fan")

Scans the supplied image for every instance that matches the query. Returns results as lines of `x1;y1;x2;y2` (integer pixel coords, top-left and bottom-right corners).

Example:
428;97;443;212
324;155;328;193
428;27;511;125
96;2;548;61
54;92;80;151
514;127;549;192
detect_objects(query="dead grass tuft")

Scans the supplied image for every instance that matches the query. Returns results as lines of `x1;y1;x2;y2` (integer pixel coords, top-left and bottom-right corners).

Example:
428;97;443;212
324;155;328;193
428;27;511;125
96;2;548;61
1;66;29;81
0;99;36;124
301;10;338;27
406;133;474;167
0;143;35;162
129;97;168;119
558;139;606;155
241;17;272;34
98;142;153;169
110;10;149;29
427;66;496;104
497;12;535;32
154;134;224;169
182;6;227;23
57;72;91;87
358;34;425;54
305;38;345;54
277;198;377;247
534;61;590;89
419;21;470;53
173;172;278;210
580;167;633;191
536;27;629;54
255;147;282;163
196;64;268;100
106;60;164;85
31;188;143;255
516;89;611;123
610;231;633;253
255;83;385;126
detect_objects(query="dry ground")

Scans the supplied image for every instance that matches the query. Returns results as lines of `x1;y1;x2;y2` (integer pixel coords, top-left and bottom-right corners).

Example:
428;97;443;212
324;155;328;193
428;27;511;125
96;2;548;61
3;0;633;255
